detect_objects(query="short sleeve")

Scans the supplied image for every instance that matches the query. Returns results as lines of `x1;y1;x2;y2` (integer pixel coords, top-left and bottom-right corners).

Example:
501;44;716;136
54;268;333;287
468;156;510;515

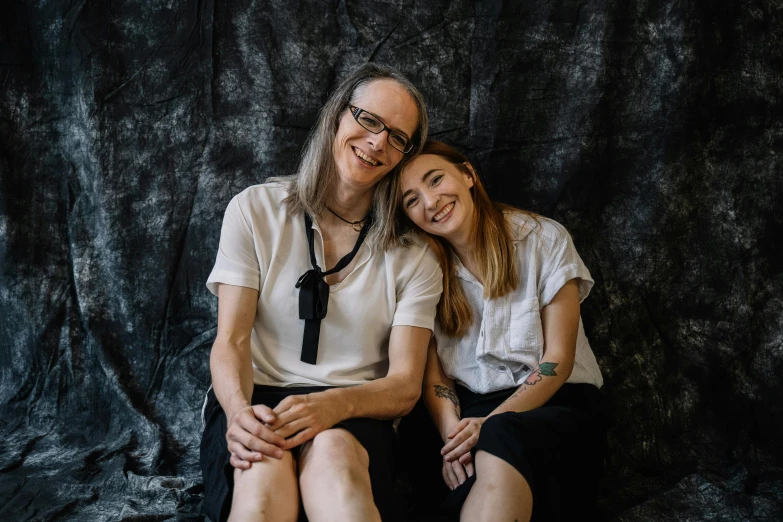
537;223;594;307
392;247;443;331
206;195;261;295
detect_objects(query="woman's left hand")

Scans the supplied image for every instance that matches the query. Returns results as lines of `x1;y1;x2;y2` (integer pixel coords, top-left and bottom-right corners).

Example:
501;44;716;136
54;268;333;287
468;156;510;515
268;392;343;449
441;416;485;464
442;456;475;490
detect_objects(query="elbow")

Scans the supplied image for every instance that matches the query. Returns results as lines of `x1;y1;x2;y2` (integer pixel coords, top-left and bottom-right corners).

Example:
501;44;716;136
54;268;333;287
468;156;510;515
209;337;229;366
559;358;575;382
398;383;422;416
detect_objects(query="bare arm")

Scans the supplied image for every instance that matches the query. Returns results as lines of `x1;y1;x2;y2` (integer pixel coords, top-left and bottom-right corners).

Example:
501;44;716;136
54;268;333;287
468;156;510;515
211;284;258;419
211;284;285;468
421;337;476;489
442;280;581;465
421;337;461;443
328;324;432;418
490;279;580;416
270;324;432;448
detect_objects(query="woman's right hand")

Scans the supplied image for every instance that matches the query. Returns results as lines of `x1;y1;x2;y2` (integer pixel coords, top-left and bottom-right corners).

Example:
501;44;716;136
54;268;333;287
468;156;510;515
226;404;287;469
442;456;474;490
441;416;485;464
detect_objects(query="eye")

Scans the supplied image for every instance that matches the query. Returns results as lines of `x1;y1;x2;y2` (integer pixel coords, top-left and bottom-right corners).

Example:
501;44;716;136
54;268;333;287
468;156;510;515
359;114;380;128
405;196;419;208
389;133;408;149
430;174;443;186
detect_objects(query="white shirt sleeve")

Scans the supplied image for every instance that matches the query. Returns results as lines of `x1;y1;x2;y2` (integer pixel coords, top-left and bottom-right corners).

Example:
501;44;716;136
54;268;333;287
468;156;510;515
537;222;594;307
392;246;443;331
206;195;262;295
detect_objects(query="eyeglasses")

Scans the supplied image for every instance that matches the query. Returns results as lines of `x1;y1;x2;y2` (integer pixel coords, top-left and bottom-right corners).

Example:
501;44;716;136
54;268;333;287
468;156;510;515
349;106;414;154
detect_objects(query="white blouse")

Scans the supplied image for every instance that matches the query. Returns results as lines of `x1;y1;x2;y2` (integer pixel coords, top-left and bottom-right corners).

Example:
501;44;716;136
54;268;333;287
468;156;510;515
435;212;603;394
207;183;442;387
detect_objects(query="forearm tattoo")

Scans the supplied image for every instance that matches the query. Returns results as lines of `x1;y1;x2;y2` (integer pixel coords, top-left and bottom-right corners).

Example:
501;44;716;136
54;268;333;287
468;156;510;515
434;384;460;412
505;362;559;403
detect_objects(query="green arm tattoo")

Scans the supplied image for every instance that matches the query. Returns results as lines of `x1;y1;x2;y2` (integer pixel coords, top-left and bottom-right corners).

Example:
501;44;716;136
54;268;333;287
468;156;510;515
504;362;560;403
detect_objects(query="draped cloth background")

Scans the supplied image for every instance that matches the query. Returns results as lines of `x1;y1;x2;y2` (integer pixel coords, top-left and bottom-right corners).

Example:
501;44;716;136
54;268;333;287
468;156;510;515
1;1;781;520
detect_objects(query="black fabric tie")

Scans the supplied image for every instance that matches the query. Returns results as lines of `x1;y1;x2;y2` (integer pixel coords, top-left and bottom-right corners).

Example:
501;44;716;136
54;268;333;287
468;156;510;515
295;212;371;364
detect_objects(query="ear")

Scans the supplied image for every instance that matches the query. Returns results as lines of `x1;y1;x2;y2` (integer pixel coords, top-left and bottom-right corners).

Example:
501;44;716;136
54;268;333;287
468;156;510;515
462;162;476;189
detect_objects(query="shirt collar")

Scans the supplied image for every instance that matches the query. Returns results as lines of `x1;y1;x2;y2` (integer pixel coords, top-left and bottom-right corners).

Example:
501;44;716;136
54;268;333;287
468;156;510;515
452;211;535;285
453;255;481;286
506;211;537;242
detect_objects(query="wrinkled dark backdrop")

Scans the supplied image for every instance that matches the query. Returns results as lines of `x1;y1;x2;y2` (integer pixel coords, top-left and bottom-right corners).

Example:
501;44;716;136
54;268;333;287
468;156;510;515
1;0;782;520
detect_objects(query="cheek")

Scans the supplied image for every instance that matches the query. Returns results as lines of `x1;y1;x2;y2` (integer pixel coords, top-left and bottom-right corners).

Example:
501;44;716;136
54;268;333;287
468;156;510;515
405;207;427;229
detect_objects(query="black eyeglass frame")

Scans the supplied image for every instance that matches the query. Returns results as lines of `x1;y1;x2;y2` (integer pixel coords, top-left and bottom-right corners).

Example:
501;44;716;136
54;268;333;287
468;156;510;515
349;105;415;154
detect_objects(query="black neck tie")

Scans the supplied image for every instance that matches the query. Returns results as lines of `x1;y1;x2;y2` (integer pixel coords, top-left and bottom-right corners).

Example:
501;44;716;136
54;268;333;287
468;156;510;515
295;212;372;364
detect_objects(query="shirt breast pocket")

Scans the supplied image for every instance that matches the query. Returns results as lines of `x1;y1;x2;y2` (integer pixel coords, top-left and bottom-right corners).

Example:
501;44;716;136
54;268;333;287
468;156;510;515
508;297;544;354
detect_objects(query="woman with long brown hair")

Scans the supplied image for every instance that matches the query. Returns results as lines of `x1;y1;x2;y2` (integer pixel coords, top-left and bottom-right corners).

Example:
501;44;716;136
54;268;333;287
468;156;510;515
397;140;607;521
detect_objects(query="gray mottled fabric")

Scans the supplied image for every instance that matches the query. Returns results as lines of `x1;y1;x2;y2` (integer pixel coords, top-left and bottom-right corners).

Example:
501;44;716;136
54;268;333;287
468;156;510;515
1;1;781;520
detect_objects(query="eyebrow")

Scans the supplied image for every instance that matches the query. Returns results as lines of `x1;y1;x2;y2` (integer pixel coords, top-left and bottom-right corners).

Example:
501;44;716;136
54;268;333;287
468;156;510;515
361;108;412;140
402;169;439;199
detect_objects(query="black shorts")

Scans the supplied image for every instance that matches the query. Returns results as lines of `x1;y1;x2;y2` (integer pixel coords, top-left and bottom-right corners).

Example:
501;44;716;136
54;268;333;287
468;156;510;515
398;383;607;521
200;385;397;522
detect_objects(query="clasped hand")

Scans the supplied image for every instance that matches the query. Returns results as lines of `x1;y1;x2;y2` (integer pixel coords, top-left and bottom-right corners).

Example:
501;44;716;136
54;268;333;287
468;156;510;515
226;393;342;469
439;416;485;489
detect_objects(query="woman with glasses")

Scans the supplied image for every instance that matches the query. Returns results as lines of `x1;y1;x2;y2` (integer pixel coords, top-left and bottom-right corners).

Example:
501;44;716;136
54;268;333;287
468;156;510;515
200;64;441;522
395;141;607;522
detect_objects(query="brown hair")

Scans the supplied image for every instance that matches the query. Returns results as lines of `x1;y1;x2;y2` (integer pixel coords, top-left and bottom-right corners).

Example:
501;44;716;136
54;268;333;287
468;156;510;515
398;141;538;337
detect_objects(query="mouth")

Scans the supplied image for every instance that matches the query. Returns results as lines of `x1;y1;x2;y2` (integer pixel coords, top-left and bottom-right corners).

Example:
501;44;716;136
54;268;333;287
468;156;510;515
353;147;380;166
432;202;455;223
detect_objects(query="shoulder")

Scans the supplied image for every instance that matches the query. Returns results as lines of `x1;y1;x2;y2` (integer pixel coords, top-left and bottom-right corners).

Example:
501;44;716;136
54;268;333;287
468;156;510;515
231;182;290;216
224;182;292;234
505;211;570;248
233;181;289;208
384;234;436;264
382;236;441;278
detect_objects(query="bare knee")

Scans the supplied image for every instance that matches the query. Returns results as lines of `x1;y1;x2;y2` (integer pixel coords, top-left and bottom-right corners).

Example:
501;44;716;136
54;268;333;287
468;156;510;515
301;428;370;472
475;450;527;486
230;451;298;520
298;429;377;520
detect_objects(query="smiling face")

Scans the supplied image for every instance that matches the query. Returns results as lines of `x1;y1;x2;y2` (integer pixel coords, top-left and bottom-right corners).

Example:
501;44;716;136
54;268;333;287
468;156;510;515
332;79;419;194
400;154;476;244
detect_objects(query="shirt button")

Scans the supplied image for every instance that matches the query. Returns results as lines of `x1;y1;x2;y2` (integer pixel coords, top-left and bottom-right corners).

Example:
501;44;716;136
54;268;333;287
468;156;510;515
498;365;507;371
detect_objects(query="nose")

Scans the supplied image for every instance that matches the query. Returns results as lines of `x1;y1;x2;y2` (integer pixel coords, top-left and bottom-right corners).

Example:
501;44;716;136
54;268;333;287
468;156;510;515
422;191;439;210
366;129;387;152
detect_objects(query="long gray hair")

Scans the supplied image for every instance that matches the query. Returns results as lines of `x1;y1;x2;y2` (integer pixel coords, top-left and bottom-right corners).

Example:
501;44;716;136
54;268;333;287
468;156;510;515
274;63;428;250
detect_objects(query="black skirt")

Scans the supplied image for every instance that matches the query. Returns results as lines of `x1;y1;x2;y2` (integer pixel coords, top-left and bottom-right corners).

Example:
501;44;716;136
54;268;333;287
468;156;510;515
200;385;398;522
398;382;608;521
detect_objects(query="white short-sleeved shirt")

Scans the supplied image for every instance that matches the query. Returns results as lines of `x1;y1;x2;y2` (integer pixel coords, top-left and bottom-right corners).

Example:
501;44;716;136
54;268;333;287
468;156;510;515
435;212;603;394
207;183;442;387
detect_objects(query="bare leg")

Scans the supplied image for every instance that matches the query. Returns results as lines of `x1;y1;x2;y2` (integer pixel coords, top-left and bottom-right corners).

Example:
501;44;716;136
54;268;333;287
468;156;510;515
298;428;381;522
227;450;299;522
460;450;533;522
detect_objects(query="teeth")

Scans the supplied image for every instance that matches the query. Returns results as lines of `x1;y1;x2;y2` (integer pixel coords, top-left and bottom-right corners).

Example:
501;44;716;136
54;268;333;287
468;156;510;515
433;202;454;222
354;147;378;166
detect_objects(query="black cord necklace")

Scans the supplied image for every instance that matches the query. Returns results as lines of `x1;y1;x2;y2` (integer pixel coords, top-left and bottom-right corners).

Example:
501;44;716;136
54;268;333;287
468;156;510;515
326;206;369;231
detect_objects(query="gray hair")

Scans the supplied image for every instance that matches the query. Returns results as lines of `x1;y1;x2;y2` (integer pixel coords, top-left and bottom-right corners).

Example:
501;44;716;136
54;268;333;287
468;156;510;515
273;63;428;250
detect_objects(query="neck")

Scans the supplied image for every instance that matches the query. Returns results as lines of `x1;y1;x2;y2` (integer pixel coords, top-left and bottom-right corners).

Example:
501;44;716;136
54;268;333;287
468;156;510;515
445;226;474;271
327;184;374;222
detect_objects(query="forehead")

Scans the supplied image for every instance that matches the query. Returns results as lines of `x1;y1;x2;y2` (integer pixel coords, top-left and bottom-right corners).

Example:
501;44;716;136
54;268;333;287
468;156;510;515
401;154;453;187
352;79;419;137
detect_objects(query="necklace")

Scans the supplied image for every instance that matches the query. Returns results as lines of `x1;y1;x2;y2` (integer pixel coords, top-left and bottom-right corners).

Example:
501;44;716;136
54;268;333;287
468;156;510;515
326;206;369;232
